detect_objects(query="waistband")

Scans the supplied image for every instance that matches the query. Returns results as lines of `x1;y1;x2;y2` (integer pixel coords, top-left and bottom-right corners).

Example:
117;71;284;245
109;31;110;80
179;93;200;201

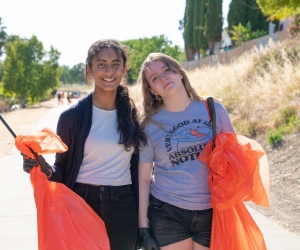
74;182;132;194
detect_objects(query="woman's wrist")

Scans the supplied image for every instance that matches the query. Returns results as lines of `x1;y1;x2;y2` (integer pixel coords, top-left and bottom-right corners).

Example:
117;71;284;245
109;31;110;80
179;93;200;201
139;224;148;228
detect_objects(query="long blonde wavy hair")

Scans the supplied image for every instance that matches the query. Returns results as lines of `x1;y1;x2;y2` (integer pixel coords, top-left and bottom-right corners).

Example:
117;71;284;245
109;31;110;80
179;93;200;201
137;52;203;127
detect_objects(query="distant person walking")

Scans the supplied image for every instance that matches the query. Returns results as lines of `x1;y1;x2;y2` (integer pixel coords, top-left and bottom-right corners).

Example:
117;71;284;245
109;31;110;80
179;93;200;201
57;92;61;105
60;92;65;105
67;92;71;105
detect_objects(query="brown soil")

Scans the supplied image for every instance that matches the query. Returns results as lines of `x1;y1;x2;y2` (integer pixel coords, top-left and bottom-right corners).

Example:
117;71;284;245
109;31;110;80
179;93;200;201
1;97;299;236
0;98;58;158
248;134;300;236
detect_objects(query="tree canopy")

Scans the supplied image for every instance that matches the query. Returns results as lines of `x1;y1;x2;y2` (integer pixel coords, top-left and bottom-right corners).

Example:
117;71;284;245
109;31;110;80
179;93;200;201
205;0;223;55
183;0;197;60
228;0;268;32
181;0;223;59
0;17;7;57
60;63;85;85
123;35;183;84
257;0;300;20
3;36;62;107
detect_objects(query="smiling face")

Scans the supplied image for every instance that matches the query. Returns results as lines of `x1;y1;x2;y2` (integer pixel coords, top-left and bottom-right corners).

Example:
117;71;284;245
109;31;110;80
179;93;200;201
145;60;183;99
87;48;126;94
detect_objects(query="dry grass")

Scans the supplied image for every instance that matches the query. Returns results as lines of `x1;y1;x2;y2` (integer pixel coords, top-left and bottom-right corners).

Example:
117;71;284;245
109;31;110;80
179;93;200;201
130;37;300;138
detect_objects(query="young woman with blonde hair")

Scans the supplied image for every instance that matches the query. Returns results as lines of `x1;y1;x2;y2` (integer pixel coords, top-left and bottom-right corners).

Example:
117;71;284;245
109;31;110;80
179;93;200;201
137;53;235;250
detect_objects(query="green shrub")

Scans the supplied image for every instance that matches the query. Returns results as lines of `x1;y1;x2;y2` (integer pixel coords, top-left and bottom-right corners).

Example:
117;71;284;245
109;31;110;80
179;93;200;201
267;130;283;146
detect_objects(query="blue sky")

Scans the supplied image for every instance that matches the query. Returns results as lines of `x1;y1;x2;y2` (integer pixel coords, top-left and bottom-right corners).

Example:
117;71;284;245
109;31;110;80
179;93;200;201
1;0;231;67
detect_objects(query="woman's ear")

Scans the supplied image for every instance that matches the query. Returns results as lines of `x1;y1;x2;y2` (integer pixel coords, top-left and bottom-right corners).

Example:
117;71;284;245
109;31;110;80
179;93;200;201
86;64;92;75
149;88;158;96
123;65;127;73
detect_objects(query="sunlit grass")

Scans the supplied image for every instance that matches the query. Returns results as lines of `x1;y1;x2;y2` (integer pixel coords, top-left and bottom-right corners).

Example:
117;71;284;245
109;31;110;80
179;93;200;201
129;36;300;144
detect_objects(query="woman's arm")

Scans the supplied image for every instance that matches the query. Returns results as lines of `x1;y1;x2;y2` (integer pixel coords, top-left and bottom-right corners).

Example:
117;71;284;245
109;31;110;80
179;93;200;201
138;162;154;227
50;110;74;182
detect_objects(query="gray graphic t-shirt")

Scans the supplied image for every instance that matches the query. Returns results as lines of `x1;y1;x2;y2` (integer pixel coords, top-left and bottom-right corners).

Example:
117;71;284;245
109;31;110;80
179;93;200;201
140;99;235;210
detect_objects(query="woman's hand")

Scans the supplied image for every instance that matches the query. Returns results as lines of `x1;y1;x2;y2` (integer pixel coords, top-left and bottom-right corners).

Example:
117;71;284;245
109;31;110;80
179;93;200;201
23;153;53;178
138;228;159;250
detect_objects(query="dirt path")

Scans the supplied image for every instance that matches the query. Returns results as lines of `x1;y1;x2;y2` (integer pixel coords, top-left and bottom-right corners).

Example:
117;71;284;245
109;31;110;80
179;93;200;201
0;98;58;158
248;134;300;236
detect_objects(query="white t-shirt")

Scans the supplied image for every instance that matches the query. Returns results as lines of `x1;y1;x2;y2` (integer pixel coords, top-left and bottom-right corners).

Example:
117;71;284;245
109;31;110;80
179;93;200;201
77;106;134;186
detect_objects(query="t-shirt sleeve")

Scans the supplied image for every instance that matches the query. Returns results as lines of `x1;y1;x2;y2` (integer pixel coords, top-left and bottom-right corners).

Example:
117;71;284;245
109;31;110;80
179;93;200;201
215;102;235;133
139;131;154;163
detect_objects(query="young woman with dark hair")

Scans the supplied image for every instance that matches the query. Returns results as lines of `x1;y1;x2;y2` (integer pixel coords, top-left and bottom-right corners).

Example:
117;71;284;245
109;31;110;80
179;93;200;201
24;39;147;250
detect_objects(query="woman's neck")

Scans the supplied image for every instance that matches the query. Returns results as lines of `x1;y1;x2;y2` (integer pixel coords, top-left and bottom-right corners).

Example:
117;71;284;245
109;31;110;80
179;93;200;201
92;91;116;110
162;93;192;112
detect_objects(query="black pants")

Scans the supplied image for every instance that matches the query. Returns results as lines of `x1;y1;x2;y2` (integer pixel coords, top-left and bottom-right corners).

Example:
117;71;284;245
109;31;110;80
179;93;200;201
73;182;138;250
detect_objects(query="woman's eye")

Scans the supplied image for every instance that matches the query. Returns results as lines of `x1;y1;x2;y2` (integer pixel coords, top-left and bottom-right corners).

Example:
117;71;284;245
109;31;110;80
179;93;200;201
152;76;158;83
97;63;105;68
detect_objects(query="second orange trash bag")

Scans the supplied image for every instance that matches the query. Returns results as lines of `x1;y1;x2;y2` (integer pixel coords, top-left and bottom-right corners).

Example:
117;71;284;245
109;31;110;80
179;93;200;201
199;132;270;250
15;128;110;250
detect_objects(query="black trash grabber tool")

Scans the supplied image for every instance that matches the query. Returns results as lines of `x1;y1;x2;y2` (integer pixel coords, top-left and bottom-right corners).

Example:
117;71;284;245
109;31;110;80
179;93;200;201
0;114;17;138
0;114;53;177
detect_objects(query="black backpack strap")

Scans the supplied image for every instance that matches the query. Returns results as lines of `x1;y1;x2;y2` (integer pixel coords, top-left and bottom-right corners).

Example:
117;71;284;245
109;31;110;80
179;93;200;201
206;97;216;150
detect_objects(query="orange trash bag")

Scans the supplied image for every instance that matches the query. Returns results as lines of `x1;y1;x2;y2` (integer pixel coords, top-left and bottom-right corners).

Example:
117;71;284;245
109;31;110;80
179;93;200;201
198;132;270;250
15;128;110;250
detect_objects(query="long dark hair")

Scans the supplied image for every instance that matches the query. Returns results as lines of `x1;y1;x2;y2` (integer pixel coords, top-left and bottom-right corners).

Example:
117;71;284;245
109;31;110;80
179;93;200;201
85;39;147;151
116;84;147;151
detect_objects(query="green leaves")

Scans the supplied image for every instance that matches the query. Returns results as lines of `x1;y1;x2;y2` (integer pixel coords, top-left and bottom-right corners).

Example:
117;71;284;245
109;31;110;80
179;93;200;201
228;0;268;33
123;36;183;84
230;22;267;47
2;36;62;107
257;0;300;20
205;0;222;54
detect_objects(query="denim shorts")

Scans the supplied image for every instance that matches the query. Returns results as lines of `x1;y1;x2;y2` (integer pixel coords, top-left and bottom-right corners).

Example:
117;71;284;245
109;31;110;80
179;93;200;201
148;194;212;247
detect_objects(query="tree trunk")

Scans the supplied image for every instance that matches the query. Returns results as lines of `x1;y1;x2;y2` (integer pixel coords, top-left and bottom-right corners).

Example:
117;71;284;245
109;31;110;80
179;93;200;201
208;41;215;55
20;96;27;108
185;47;196;61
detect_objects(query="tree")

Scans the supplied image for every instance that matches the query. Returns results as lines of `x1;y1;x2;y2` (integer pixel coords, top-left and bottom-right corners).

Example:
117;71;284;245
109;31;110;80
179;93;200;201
227;0;248;31
205;0;223;55
247;0;269;31
60;66;72;85
69;63;84;84
200;0;209;51
31;47;62;103
193;0;208;56
181;0;222;58
59;64;84;85
257;0;300;20
228;0;268;32
0;61;3;82
123;35;182;84
183;0;197;60
3;36;62;107
0;17;7;57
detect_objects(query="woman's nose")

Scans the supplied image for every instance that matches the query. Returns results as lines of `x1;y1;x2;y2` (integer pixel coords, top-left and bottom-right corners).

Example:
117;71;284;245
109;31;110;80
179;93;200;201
106;65;116;74
159;72;168;82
